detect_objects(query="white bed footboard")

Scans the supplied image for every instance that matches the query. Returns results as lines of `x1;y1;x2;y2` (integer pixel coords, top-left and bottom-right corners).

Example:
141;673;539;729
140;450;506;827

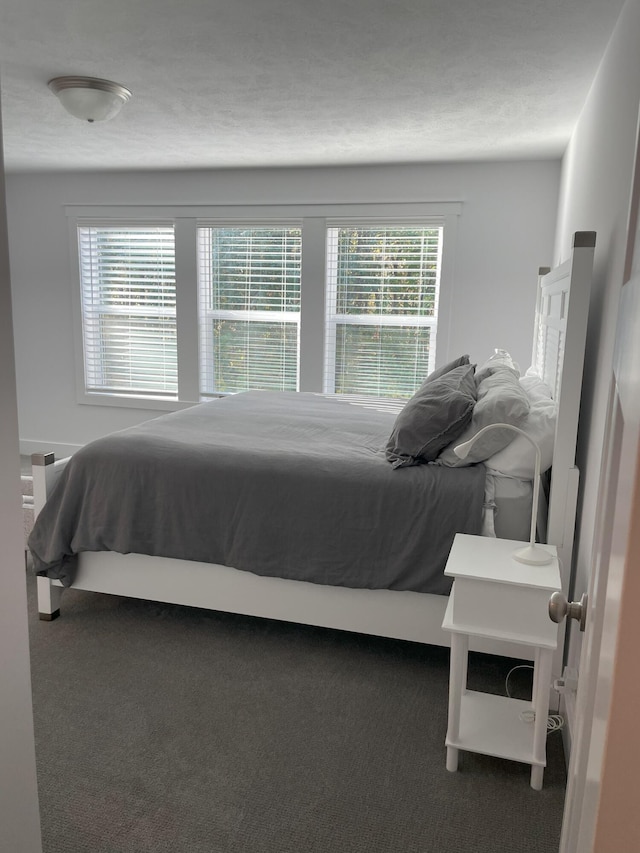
31;452;70;517
31;453;69;620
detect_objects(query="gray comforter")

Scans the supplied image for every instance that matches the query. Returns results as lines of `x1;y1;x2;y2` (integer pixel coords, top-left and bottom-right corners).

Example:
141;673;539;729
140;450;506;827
29;391;486;594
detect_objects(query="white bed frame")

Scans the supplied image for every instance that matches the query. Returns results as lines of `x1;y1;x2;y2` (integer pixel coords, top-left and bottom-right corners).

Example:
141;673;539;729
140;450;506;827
33;232;596;663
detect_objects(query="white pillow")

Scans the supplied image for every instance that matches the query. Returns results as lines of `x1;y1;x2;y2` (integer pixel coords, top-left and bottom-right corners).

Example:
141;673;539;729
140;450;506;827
475;349;520;383
520;372;553;402
483;382;556;479
437;367;530;467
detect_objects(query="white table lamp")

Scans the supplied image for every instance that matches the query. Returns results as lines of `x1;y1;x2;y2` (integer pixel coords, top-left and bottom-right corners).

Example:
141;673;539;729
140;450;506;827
454;423;553;566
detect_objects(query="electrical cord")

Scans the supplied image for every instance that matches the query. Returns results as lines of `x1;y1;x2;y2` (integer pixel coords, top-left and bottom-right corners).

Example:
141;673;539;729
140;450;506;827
505;664;565;733
505;664;534;698
546;714;565;733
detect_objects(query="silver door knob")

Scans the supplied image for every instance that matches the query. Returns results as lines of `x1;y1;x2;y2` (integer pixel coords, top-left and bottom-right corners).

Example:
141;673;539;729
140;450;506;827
548;592;587;632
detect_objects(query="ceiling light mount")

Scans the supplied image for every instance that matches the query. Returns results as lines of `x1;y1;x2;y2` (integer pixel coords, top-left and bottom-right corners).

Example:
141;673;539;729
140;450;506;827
48;76;132;123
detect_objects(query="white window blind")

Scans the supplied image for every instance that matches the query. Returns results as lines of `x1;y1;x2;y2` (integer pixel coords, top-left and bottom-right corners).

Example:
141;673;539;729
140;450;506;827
78;226;177;397
325;225;442;398
197;226;302;395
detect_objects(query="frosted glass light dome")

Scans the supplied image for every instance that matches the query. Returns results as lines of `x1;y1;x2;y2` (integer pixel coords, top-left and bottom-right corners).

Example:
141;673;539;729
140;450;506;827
48;76;132;122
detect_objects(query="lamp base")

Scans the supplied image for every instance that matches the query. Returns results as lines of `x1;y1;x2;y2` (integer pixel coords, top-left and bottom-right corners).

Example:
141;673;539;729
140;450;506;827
512;544;554;566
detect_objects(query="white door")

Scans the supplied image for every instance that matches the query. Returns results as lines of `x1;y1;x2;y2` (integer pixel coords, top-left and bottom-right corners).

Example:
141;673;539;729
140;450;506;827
559;130;640;853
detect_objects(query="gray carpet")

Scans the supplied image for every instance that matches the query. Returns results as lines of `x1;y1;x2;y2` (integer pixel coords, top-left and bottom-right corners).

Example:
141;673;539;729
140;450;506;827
27;574;566;853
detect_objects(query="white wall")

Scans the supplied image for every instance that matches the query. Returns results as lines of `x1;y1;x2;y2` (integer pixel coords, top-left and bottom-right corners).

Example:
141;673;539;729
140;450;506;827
0;93;43;852
554;0;640;658
7;160;559;449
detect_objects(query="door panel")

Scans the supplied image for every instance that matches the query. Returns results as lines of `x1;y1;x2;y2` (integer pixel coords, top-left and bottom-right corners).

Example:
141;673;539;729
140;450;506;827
560;127;640;853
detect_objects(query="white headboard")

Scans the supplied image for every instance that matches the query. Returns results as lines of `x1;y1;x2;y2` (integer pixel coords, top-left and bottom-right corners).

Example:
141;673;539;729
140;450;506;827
532;231;596;593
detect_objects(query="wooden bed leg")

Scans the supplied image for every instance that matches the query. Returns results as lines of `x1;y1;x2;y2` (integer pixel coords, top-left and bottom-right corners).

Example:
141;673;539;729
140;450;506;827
37;576;62;621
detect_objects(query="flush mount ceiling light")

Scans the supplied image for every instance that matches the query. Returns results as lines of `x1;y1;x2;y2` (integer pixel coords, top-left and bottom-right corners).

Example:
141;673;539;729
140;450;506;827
48;76;132;122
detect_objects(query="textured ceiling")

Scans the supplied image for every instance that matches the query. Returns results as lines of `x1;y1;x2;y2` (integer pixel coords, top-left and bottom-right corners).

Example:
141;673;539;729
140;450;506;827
0;0;626;173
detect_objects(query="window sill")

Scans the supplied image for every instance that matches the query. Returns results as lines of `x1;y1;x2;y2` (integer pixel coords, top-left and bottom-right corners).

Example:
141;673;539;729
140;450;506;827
78;393;199;413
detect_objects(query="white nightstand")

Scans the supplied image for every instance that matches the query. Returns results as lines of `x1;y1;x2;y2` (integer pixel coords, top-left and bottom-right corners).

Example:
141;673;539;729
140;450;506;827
442;533;561;790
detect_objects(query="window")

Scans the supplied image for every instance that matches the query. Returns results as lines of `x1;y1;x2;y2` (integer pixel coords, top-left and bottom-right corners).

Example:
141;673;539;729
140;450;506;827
70;203;458;407
78;225;177;398
325;225;441;397
197;226;302;395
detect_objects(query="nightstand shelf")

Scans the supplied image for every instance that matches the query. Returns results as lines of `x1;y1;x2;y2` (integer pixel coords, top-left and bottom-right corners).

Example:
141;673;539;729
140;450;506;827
442;533;561;790
449;691;541;766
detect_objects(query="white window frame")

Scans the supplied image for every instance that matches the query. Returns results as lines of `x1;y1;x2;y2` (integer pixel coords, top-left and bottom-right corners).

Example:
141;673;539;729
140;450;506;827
67;203;460;410
323;220;444;397
196;222;303;397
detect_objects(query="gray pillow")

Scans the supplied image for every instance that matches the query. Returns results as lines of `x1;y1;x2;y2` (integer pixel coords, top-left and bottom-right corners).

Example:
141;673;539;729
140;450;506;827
423;354;470;385
437;367;531;467
386;364;477;468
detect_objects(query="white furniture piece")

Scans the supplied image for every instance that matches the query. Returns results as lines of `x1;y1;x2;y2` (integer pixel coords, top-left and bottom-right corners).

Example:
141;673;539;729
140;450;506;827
442;533;561;789
32;233;594;663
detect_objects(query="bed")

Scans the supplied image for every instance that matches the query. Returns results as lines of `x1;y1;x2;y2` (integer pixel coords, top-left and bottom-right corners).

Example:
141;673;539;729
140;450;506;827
30;232;595;661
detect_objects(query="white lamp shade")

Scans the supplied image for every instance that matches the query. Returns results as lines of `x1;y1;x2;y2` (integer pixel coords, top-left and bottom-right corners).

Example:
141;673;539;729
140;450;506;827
48;77;132;122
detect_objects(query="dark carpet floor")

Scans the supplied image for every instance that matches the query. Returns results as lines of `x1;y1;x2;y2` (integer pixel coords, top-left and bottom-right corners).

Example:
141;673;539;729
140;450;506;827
27;573;566;853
